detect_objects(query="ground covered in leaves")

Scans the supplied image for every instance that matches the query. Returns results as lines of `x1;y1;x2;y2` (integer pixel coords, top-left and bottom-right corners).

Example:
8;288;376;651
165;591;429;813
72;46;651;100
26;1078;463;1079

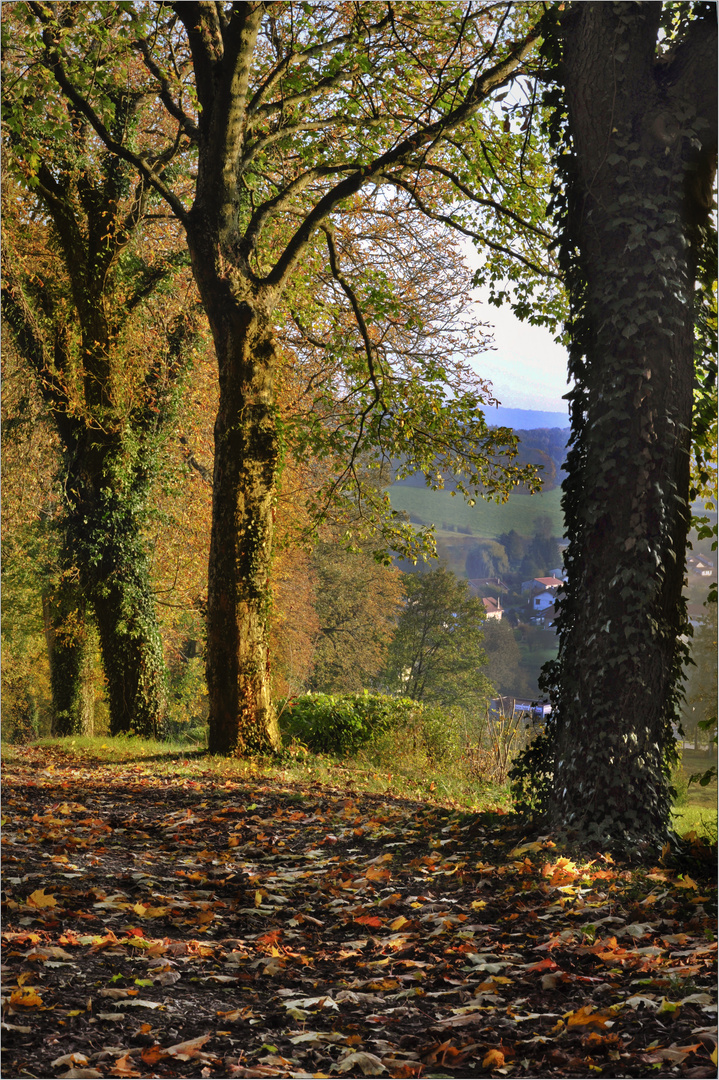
2;745;717;1079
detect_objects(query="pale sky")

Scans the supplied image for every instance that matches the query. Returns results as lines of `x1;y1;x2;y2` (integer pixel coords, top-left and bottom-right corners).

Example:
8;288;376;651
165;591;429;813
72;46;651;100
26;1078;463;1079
473;298;571;414
461;238;571;414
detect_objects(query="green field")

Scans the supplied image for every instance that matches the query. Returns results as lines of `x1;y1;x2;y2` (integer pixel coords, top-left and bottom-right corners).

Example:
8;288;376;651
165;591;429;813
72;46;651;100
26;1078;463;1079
389;483;564;539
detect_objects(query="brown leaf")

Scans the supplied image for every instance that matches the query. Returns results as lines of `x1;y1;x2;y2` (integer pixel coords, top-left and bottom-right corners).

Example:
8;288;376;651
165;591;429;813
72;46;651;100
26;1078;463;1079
164;1033;212;1057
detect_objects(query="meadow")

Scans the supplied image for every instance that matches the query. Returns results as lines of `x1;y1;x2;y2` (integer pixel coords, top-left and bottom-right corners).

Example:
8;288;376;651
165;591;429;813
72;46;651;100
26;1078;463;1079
389;483;564;539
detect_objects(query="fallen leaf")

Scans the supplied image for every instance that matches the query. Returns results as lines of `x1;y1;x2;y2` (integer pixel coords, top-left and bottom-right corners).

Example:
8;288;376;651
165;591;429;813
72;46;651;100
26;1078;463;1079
164;1033;212;1057
26;888;57;909
334;1050;388;1074
51;1054;90;1068
482;1049;505;1069
9;988;43;1008
566;1006;612;1029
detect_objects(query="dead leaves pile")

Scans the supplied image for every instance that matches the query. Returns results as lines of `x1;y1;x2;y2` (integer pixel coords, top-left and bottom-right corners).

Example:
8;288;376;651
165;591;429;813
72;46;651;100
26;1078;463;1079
1;745;717;1078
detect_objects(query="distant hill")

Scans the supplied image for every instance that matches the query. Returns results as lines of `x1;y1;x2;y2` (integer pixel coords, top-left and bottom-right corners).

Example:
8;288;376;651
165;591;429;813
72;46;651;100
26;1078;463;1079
394;424;569;492
487;406;569;430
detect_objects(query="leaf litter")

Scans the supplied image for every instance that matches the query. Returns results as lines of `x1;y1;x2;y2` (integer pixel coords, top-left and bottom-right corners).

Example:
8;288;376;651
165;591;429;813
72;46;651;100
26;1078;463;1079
1;745;716;1078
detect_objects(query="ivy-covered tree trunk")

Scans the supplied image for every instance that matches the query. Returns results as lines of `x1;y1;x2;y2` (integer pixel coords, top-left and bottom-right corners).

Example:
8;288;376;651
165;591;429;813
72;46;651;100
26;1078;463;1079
66;435;167;739
43;585;95;737
545;2;717;848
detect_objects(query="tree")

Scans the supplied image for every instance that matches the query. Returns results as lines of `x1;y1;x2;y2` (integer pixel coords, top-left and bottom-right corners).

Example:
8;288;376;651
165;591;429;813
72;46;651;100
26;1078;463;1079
465;540;509;579
1;44;197;737
520;2;717;850
384;567;491;714
307;541;401;694
498;529;526;567
527;517;560;574
25;2;548;754
482;617;531;697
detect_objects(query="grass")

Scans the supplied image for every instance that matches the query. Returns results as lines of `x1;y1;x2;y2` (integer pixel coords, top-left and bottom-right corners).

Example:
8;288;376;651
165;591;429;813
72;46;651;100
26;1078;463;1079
388;483;564;538
672;747;718;841
672;804;718;840
6;734;511;814
7;731;716;841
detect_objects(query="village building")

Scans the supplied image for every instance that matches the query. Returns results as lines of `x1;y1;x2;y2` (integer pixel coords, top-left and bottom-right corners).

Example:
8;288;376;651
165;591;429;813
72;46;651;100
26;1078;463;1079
481;597;503;621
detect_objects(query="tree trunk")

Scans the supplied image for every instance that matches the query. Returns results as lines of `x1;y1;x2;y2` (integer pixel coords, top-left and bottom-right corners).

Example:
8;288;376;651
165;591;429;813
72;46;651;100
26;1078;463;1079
43;585;95;737
189;245;281;754
547;3;717;847
66;434;167;739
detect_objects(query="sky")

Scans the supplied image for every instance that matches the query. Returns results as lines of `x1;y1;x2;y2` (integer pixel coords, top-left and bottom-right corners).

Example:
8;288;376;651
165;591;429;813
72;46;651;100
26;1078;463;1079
472;298;571;415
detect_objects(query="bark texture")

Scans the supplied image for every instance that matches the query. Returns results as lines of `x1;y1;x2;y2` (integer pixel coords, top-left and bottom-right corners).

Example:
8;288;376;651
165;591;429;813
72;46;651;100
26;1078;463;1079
547;2;717;846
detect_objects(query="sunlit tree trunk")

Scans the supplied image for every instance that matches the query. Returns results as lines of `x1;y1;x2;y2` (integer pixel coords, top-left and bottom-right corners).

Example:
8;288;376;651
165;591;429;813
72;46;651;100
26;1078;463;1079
188;232;281;754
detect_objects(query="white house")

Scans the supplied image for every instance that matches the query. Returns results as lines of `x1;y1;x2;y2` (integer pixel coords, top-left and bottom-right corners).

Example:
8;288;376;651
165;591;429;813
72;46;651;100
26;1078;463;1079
522;576;564;597
688;555;714;577
532;591;556;612
482;597;503;621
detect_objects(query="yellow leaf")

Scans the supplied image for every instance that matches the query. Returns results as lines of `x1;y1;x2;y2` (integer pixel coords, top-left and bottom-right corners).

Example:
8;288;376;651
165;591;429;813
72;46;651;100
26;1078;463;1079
389;915;409;931
711;1046;717;1066
675;875;698;890
10;988;43;1008
482;1049;505;1069
255;890;263;908
509;841;544;856
26;889;57;909
471;900;487;910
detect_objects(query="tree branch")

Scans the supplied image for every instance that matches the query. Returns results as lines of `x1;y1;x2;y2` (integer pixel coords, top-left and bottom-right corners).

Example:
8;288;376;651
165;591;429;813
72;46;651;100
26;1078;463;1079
263;24;541;291
29;3;190;224
382;172;559;280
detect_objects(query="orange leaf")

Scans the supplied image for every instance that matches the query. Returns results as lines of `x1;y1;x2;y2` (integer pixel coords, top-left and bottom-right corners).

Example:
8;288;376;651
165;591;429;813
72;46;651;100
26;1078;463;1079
354;915;383;928
10;988;43;1008
110;1053;143;1077
366;866;390;882
482;1049;505;1069
566;1006;611;1029
378;892;402;908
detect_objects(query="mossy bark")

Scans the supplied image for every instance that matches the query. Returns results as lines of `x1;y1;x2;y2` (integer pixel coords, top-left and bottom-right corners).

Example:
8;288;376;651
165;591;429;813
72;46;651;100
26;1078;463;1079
188;231;281;755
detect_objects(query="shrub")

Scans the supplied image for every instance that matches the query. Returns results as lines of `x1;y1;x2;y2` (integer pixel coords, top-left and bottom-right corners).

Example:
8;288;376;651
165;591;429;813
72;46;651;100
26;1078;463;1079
280;692;427;757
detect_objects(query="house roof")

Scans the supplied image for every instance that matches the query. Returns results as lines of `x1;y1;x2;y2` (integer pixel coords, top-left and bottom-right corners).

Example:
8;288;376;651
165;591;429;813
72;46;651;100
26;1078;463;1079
482;597;502;613
534;576;563;588
467;577;509;593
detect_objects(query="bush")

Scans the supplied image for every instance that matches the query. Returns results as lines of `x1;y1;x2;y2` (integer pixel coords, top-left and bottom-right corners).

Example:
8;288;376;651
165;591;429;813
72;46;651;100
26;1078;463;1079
279;692;444;758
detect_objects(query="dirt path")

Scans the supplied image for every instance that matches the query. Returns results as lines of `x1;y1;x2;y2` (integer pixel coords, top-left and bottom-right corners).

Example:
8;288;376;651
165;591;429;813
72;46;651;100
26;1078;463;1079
2;745;716;1078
